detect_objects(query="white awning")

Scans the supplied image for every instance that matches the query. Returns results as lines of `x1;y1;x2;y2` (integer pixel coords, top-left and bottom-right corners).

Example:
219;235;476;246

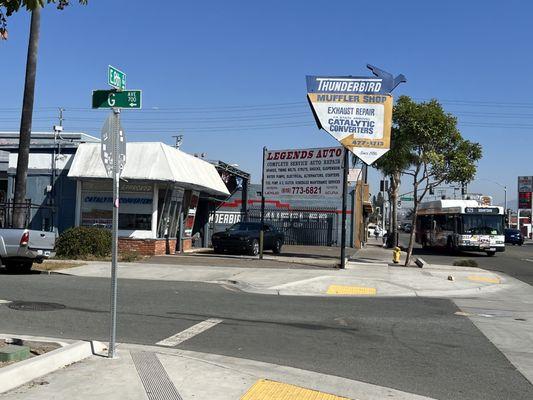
68;142;230;197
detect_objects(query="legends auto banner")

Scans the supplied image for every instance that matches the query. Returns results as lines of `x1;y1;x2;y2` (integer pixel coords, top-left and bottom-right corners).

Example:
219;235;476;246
306;75;393;165
263;146;343;197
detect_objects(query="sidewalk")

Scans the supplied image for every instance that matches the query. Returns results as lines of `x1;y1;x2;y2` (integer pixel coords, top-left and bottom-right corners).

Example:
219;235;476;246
55;245;512;299
144;245;358;269
1;339;437;400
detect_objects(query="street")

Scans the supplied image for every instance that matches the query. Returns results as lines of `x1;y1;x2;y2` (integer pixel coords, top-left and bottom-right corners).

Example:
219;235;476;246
398;233;533;285
1;263;532;400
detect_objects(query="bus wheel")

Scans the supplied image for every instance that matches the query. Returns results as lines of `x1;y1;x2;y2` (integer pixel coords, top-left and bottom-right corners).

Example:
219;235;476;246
486;251;496;257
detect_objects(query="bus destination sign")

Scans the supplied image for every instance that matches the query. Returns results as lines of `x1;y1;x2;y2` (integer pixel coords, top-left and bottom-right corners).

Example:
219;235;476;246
464;207;500;214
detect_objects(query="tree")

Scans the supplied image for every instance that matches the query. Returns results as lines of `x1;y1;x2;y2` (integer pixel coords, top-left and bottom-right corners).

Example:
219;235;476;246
394;96;482;265
1;0;87;227
374;122;415;249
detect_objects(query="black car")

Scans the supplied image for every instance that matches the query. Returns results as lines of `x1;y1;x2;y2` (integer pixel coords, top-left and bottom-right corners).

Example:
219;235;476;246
211;222;284;256
505;228;524;245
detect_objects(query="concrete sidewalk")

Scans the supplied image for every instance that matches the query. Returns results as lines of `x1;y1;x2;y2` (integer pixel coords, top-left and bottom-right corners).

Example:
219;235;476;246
54;245;512;299
2;339;437;400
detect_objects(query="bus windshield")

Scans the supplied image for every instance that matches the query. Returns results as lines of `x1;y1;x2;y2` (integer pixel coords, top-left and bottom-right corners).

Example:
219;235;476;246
460;215;503;235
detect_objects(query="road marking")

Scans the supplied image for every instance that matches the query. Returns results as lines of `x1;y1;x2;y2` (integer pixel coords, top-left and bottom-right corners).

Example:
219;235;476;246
156;318;223;347
0;299;11;304
468;275;501;284
523;259;533;263
327;285;376;296
241;379;350;400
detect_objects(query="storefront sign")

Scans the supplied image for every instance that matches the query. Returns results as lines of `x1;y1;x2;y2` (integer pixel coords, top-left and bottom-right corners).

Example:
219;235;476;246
306;66;405;165
263;147;343;197
183;190;200;238
209;211;243;225
519;192;532;209
518;176;533;193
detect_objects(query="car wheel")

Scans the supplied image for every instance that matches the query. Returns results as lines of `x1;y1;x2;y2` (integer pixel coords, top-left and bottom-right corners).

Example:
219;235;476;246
213;246;223;254
250;239;259;256
486;251;496;257
272;239;282;254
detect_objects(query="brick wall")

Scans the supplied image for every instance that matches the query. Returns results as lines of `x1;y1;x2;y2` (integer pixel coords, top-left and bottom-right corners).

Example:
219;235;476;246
118;238;177;256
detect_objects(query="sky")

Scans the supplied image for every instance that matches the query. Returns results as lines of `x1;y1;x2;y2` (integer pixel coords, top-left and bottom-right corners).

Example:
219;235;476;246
1;0;532;208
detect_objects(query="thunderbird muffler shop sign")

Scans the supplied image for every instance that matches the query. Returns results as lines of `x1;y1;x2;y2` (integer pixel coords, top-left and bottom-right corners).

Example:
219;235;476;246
306;65;405;165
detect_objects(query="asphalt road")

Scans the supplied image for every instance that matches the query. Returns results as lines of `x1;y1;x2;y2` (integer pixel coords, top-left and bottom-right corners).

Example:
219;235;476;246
0;273;532;400
398;233;533;285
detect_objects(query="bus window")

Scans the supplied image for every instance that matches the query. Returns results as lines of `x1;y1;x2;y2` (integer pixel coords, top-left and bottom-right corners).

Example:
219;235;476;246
460;215;503;235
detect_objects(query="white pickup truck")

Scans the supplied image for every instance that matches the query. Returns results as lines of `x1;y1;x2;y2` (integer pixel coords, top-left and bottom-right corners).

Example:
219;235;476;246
0;229;56;272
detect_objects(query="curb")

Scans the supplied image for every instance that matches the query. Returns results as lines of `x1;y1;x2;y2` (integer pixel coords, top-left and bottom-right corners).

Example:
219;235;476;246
0;340;106;394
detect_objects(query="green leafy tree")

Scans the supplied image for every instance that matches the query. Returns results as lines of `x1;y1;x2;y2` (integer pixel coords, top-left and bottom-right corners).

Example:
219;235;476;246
1;0;87;227
394;96;483;265
374;120;415;248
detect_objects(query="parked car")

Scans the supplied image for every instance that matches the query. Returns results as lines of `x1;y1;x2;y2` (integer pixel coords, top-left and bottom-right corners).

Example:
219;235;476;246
211;222;284;256
504;228;524;245
367;224;386;238
0;228;56;272
402;222;412;233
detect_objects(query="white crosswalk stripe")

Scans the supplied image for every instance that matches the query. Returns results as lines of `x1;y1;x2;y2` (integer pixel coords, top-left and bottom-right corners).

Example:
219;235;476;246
156;318;223;347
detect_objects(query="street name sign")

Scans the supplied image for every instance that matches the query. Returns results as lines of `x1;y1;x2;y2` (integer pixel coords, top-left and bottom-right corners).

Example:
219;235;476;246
306;65;405;165
92;90;142;109
400;196;414;201
108;65;126;91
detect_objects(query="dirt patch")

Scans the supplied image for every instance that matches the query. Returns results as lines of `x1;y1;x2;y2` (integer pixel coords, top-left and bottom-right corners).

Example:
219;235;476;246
33;261;86;271
0;339;61;368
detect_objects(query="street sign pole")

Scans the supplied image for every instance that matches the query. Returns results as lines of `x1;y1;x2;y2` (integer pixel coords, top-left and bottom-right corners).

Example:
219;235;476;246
340;148;349;269
108;107;120;359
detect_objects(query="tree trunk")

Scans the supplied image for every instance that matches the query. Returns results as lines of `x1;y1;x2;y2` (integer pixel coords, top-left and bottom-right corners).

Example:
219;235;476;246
404;184;418;266
386;172;400;248
13;7;41;228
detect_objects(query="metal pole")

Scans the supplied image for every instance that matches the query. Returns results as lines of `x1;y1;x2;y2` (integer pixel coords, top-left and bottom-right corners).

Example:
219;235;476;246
259;147;266;259
108;108;120;358
504;186;508;228
340;148;349;268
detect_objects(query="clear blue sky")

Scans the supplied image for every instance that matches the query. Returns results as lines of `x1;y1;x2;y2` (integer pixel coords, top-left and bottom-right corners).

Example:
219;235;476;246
1;0;531;207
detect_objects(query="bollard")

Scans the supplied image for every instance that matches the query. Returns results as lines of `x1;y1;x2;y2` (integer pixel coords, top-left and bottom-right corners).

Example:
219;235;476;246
392;247;401;264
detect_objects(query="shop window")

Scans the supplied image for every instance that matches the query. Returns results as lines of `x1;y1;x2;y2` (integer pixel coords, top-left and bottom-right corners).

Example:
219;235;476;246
119;213;152;230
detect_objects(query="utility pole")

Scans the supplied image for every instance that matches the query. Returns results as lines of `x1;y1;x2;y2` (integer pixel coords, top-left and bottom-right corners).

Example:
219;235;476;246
13;6;41;228
172;134;183;150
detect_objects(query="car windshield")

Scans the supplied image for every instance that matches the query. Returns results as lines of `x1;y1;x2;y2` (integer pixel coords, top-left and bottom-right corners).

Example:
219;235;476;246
505;229;520;234
460;215;504;235
227;223;262;231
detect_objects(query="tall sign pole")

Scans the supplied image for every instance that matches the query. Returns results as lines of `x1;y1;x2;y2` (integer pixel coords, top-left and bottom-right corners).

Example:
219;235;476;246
93;65;141;358
340;148;349;268
259;147;266;259
109;107;120;358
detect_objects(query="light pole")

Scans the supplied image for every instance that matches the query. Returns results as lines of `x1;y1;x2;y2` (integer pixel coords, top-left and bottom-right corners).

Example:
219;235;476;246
476;178;508;227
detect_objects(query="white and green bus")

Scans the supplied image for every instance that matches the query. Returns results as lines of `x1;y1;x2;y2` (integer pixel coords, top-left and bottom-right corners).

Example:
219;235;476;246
415;199;505;256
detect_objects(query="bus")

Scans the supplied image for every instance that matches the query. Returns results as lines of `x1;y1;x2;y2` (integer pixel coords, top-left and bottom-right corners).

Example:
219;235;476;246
415;199;505;256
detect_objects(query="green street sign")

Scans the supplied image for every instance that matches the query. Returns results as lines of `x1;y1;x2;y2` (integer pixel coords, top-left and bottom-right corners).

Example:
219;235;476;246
108;65;126;90
400;196;414;201
92;90;142;109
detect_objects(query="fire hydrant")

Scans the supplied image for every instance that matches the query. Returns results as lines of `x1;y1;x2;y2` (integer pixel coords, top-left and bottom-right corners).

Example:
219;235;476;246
392;247;401;264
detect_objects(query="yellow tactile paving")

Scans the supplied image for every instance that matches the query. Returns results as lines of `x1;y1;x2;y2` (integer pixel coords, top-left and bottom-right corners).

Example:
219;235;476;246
468;275;501;284
241;379;350;400
326;285;376;295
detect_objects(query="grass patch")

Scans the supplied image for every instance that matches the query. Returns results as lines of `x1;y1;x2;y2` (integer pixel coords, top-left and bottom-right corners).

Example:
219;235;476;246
453;259;478;267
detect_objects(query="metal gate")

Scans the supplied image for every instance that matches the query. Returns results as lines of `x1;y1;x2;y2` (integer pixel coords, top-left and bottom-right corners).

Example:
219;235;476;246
247;207;338;246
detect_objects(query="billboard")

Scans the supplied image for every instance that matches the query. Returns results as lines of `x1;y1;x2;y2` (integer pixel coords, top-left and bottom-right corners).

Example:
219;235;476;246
306;66;405;165
263;147;344;197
